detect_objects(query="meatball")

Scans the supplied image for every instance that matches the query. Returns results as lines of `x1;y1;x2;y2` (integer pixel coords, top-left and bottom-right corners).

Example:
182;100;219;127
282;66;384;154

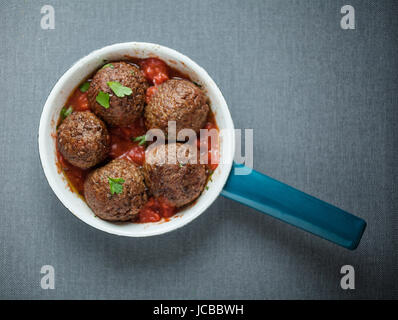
145;79;209;140
84;158;148;221
57;111;110;169
87;61;148;126
143;143;207;207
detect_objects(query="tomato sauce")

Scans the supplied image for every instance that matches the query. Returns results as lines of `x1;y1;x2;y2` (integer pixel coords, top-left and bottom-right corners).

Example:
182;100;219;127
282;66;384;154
107;117;147;165
145;86;158;103
138;197;176;223
56;147;88;195
56;57;219;222
196;113;219;171
67;89;90;111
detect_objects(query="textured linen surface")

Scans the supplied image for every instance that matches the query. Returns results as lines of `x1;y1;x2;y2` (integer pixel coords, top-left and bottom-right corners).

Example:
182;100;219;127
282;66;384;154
0;0;397;299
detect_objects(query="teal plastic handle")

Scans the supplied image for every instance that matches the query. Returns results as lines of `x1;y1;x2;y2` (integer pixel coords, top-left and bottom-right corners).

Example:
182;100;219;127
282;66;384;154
221;163;366;250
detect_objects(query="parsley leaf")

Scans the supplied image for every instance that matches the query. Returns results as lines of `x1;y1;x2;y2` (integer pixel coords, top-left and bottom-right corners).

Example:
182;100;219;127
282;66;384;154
60;106;73;120
107;81;132;98
96;91;110;108
79;81;90;92
102;63;114;69
108;177;125;195
132;135;147;146
192;81;202;88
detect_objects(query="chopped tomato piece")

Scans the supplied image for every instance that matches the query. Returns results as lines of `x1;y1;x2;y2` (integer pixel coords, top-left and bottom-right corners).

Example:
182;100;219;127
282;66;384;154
153;72;169;85
140;58;169;85
138;197;176;223
146;86;158;103
158;197;176;218
126;145;145;166
139;208;161;223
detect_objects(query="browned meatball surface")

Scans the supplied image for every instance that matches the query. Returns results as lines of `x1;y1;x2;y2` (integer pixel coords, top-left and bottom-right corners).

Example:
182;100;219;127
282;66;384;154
144;79;209;140
57;111;110;169
84;158;148;221
143;143;207;207
87;62;148;126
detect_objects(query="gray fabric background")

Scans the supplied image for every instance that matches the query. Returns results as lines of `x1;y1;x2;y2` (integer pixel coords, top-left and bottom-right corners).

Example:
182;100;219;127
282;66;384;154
0;0;397;299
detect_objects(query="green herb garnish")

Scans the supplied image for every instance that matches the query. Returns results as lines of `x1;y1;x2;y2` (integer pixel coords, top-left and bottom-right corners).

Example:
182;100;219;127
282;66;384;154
179;163;185;168
107;81;132;98
60;106;73;120
205;186;209;191
96;91;110;108
108;177;125;195
102;63;114;69
79;81;90;92
193;81;202;88
133;135;147;146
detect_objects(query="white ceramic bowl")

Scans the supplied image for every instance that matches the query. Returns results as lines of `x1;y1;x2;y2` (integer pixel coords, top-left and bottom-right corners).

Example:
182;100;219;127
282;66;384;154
39;42;235;237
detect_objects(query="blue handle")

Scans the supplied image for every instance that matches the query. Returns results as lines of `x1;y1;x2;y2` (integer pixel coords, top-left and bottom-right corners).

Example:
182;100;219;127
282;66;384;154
221;163;366;250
